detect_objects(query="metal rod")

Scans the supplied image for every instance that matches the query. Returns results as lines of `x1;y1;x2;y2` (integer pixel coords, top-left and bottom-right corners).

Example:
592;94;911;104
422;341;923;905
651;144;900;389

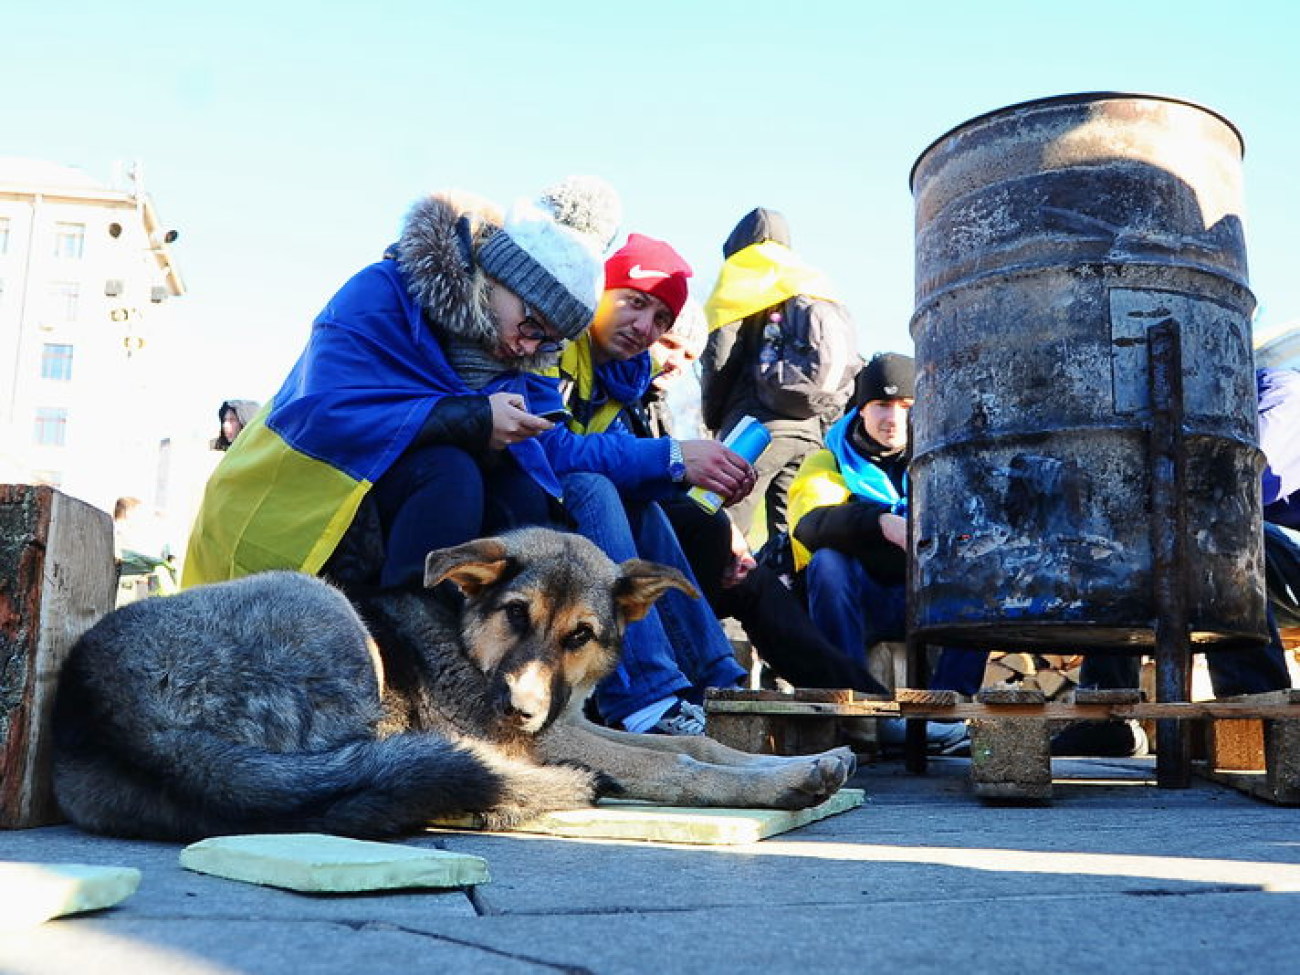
1148;318;1192;788
904;488;928;774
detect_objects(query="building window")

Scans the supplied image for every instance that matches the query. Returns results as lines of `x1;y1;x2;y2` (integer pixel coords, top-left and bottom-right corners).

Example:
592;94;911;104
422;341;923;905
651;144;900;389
34;407;68;446
48;281;80;323
41;343;74;381
53;222;85;260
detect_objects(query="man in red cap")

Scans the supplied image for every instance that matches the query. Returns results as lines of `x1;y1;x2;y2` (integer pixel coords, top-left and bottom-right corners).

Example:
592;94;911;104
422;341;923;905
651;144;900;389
540;233;757;736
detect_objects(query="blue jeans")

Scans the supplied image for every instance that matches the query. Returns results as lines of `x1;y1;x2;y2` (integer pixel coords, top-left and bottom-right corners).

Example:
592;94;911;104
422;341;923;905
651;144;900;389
562;472;747;724
373;445;555;587
805;547;987;695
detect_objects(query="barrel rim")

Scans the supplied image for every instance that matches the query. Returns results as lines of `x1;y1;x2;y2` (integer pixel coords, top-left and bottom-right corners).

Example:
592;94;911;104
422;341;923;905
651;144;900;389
908;91;1246;192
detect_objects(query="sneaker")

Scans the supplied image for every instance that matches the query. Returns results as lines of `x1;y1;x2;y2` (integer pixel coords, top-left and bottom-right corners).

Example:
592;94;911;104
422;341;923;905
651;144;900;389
1050;719;1149;757
647;700;707;736
877;718;971;756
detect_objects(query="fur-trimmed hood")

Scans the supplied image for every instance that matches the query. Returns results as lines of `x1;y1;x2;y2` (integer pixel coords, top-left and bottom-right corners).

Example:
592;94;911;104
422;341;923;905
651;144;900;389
392;191;502;347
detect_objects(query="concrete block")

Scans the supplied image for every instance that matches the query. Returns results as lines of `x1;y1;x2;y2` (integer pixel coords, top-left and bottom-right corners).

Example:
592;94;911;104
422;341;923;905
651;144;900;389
1265;717;1300;804
0;862;140;928
179;833;490;892
969;719;1053;801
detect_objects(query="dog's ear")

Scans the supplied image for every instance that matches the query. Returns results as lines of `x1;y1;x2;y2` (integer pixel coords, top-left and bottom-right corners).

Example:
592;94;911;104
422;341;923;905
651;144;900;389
424;537;511;596
613;559;698;624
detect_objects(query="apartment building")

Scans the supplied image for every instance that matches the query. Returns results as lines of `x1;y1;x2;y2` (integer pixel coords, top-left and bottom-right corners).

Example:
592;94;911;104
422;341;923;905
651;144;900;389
0;156;185;515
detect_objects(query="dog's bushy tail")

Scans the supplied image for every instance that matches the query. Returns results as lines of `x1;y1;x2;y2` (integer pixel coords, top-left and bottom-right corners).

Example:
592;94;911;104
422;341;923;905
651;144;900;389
54;729;510;841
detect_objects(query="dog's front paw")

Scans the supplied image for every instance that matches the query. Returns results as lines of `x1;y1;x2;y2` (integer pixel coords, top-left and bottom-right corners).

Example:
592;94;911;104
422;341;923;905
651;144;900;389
823;745;857;781
769;749;855;810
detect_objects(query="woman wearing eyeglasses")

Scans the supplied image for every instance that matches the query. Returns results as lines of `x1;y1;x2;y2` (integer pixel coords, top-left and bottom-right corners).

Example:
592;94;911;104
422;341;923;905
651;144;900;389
183;178;619;589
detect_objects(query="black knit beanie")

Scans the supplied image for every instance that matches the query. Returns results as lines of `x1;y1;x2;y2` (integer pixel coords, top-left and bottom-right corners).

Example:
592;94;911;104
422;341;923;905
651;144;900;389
853;352;916;407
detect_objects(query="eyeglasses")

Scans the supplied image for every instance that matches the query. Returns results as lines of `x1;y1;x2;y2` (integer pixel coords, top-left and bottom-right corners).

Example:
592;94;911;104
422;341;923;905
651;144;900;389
516;304;564;355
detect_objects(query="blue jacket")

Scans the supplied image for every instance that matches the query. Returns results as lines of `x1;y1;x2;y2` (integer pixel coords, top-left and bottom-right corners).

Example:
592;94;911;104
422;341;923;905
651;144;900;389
538;338;674;498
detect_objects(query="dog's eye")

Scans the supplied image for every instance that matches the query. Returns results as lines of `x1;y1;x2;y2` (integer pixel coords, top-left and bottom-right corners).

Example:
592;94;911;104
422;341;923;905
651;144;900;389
504;602;530;631
564;624;595;651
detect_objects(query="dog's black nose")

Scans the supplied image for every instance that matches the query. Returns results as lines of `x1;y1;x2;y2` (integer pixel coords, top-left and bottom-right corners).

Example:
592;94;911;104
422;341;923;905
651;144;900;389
502;702;535;724
494;685;535;724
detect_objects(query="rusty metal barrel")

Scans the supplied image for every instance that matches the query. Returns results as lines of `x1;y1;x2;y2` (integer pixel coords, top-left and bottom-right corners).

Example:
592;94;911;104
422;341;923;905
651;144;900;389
907;92;1268;651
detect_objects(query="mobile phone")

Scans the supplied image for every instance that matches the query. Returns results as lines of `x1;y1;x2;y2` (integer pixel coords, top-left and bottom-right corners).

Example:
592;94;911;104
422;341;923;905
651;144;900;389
537;409;569;423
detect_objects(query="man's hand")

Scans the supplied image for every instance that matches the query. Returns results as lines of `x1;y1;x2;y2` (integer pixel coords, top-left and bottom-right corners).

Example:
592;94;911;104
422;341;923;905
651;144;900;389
680;439;757;505
879;511;907;551
720;517;757;588
488;392;554;450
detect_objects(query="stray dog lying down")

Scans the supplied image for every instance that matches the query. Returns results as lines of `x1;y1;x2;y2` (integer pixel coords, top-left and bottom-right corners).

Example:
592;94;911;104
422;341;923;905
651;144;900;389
52;527;854;840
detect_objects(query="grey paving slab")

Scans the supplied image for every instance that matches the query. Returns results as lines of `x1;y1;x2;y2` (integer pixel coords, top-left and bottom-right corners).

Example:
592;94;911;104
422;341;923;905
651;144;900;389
1;756;1297;975
2;919;545;974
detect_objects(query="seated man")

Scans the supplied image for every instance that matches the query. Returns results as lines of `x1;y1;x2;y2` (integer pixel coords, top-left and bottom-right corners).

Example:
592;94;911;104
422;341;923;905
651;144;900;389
789;352;987;749
543;234;755;734
632;303;891;695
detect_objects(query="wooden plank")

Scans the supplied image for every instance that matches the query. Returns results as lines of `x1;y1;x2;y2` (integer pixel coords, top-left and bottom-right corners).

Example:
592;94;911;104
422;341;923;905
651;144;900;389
706;688;854;704
895;688;959;706
1214;689;1300;706
704;699;900;717
1204;719;1266;772
977;687;1047;706
1;485;116;829
1075;688;1145;705
1035;670;1070;699
704;699;1300;721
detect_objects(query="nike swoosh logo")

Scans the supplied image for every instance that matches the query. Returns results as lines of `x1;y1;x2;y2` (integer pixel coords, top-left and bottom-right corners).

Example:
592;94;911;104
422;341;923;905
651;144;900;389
627;264;671;280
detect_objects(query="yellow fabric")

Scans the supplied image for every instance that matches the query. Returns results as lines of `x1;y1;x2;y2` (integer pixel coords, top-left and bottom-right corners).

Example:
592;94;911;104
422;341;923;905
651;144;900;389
555;335;623;435
785;449;851;571
181;415;372;587
702;241;839;332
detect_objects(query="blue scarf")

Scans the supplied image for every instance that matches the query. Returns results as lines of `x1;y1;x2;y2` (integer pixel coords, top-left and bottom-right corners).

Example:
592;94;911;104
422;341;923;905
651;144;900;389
567;351;652;434
824;412;908;515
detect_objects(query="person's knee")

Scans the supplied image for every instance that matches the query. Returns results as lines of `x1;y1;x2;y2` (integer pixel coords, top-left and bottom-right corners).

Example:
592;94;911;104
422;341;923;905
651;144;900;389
385;445;480;497
562;471;619;506
807;548;856;589
375;445;485;532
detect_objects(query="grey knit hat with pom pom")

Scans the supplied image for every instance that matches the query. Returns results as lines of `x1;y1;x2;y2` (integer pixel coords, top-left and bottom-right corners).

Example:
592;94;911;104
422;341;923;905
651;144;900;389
477;175;621;340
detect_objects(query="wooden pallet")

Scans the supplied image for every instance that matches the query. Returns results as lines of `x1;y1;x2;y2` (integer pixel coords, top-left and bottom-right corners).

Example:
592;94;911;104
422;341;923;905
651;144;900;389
703;687;1300;805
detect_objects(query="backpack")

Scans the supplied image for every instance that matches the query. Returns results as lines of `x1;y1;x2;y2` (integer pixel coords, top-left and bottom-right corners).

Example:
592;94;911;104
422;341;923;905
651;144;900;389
752;295;858;422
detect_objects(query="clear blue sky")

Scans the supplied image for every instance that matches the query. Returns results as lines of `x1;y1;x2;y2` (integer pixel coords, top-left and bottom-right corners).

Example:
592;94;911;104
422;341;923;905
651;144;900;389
7;0;1298;433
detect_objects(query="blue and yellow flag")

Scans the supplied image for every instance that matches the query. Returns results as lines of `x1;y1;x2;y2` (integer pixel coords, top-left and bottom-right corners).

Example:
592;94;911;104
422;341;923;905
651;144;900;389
702;240;838;332
183;259;564;586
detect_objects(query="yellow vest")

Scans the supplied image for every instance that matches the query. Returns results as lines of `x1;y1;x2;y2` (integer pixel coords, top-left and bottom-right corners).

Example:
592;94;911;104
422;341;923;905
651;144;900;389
785;449;851;571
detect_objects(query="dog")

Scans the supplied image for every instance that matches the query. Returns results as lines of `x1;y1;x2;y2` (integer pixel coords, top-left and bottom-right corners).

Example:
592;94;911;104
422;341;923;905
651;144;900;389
52;527;855;840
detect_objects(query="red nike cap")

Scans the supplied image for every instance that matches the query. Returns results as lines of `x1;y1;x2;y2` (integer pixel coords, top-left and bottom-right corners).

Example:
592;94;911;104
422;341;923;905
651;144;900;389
604;233;693;320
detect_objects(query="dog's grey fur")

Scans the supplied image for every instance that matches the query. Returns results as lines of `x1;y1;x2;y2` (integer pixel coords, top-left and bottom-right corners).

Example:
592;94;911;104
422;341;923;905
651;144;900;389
52;527;854;841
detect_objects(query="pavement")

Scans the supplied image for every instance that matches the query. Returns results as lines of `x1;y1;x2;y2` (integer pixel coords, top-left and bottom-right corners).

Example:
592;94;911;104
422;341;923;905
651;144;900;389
2;754;1297;975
